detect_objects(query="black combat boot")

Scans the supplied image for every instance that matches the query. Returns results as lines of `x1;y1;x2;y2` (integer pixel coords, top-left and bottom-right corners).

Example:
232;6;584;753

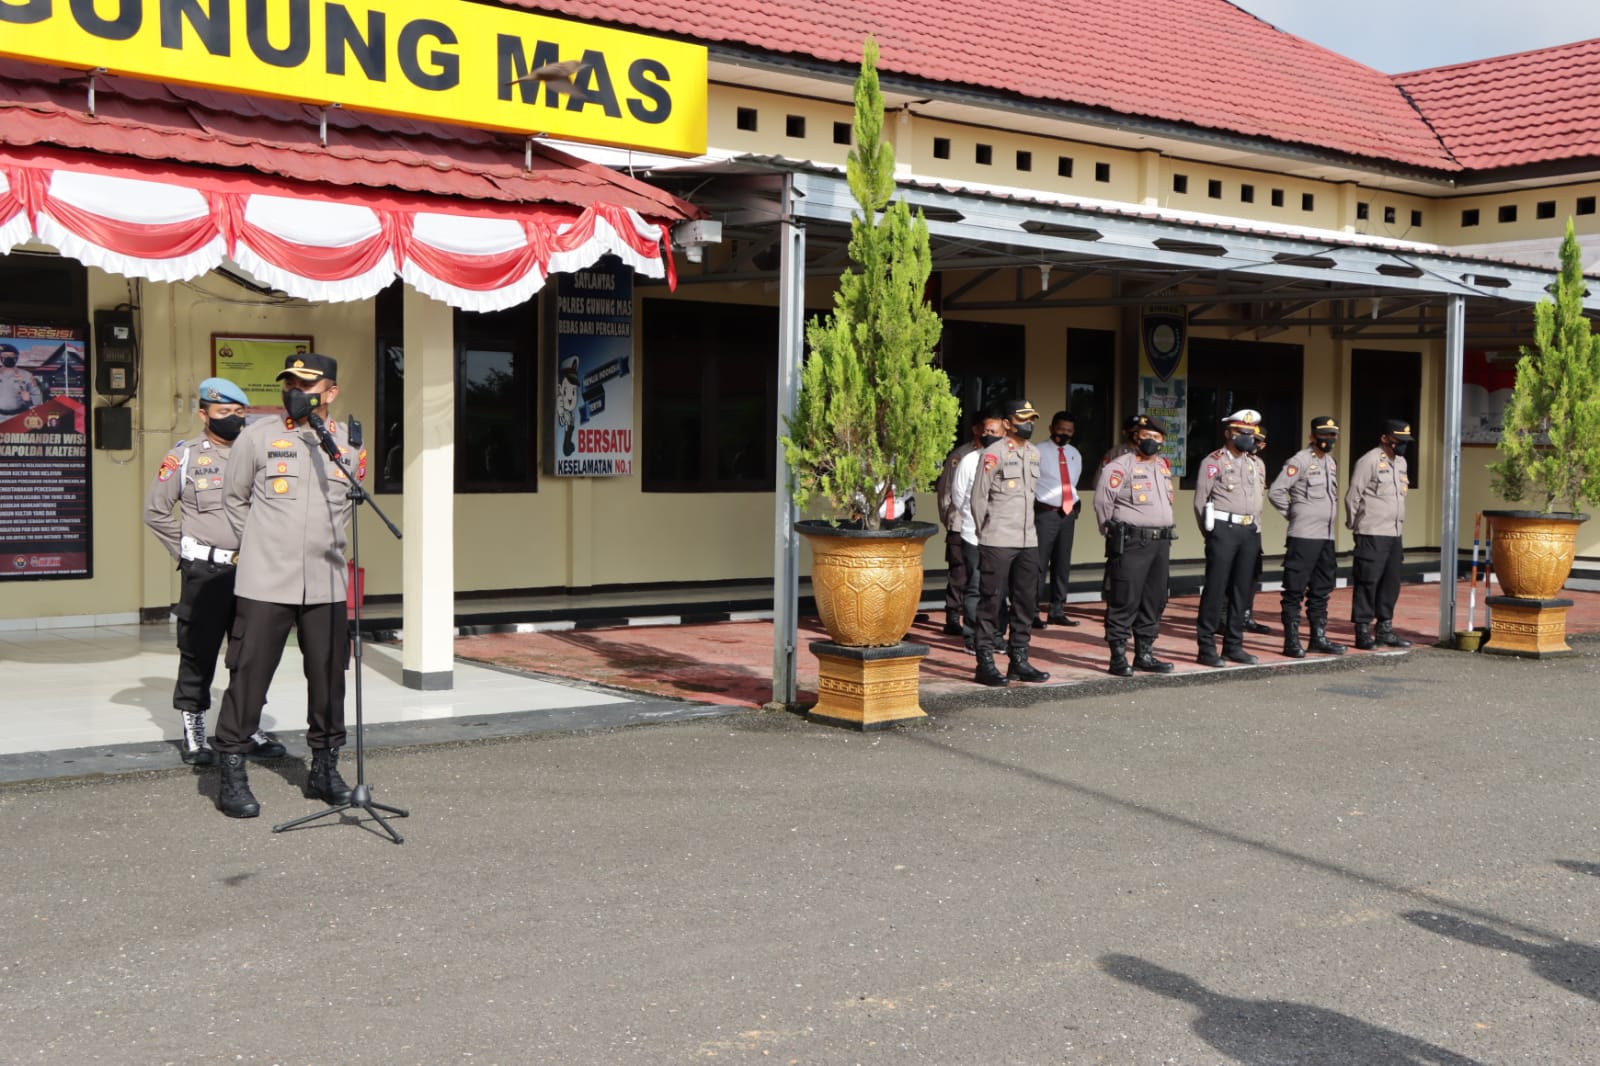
247;729;287;759
1354;623;1377;650
1108;641;1133;677
1197;641;1225;668
1222;645;1259;665
974;649;1009;687
307;748;354;804
1281;611;1306;659
179;710;214;767
1307;619;1346;656
217;753;260;818
1243;609;1271;635
1006;647;1050;683
1132;639;1174;673
1375;621;1412;648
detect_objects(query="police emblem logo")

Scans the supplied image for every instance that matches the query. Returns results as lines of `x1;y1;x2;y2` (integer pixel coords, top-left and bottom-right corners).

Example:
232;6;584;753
1207;464;1218;478
293;359;305;368
1137;493;1147;502
277;462;288;474
1108;472;1124;489
1006;479;1016;488
982;454;999;470
157;454;179;481
1286;465;1298;477
273;478;289;494
197;456;212;466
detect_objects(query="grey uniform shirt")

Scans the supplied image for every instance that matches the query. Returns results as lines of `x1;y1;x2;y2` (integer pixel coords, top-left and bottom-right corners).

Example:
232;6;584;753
224;414;366;605
144;436;239;560
970;438;1041;549
935;441;977;532
1269;445;1339;540
1094;452;1176;534
1192;446;1265;531
1344;447;1407;536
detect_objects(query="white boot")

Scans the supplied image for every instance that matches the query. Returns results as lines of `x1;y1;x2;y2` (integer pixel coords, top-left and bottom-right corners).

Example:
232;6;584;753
179;711;214;767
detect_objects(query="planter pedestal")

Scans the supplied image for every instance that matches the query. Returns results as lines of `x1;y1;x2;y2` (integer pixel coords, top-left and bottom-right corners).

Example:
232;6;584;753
807;640;929;730
1482;595;1575;659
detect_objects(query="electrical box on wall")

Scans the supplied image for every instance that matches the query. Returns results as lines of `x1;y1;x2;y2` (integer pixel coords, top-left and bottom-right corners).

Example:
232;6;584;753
94;405;133;451
93;308;138;398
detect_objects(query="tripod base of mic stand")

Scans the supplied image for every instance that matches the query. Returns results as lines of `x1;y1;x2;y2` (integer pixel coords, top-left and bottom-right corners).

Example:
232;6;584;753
272;783;410;844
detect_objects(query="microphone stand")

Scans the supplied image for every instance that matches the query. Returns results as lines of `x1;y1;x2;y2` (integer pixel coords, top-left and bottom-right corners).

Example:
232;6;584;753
272;410;409;843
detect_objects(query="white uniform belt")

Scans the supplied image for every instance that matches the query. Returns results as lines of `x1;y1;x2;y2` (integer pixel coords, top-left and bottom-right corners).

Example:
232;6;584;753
1214;510;1255;525
180;535;237;566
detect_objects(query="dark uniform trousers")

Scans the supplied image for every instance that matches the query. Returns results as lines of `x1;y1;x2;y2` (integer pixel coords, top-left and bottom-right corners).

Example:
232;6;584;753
1351;534;1404;625
214;597;348;754
977;545;1038;654
1105;536;1169;644
944;530;969;625
1281;536;1337;623
1034;504;1077;614
1197;522;1260;651
1222;530;1266;630
172;560;237;713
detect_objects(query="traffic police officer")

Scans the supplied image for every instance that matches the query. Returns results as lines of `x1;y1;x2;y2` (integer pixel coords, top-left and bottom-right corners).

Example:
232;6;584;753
212;353;365;818
1237;426;1272;636
1345;418;1414;650
1193;410;1266;667
0;342;45;415
143;377;285;766
970;399;1050;687
1269;416;1346;657
1094;414;1177;677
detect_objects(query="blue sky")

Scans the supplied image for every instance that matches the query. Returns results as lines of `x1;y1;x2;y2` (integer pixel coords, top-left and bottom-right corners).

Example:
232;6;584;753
1231;0;1600;72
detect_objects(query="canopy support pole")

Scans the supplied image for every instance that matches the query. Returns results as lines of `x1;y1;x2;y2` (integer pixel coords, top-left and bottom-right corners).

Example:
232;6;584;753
772;173;806;708
1439;294;1466;644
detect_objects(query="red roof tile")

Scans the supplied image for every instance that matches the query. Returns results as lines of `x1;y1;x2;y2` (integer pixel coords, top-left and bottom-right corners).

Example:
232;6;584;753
0;57;696;220
1395;38;1600;170
504;0;1458;171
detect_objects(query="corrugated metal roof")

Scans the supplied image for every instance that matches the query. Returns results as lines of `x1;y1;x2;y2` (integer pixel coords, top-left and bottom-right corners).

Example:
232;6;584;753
0;58;697;221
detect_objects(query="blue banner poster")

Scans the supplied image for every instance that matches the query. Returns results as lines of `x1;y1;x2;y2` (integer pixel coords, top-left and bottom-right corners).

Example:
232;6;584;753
554;260;634;477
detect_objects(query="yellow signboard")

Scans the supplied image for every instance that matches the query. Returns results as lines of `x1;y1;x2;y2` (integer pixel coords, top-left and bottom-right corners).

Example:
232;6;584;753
0;0;707;156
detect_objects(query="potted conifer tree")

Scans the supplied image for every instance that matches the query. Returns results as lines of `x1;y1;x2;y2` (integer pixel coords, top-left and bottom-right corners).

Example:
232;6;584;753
1482;220;1600;657
780;38;960;726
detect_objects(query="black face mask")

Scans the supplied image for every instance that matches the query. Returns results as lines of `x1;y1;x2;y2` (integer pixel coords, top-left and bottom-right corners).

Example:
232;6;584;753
1232;432;1256;452
283;389;321;422
0;356;16;367
979;433;1003;448
1391;441;1409;456
1137;438;1162;457
1014;421;1036;440
1314;437;1335;453
1051;433;1072;446
207;413;245;442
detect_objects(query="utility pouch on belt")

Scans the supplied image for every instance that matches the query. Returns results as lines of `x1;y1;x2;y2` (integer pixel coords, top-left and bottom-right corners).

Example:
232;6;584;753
1104;520;1126;558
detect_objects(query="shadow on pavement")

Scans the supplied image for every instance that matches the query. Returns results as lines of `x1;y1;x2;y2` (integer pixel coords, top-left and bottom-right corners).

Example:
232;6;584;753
1099;953;1484;1065
1403;909;1600;1005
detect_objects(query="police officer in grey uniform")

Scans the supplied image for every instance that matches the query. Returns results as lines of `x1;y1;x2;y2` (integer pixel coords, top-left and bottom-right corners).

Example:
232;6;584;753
1345;418;1414;650
144;377;285;766
1094;415;1177;677
1193;410;1266;667
970;399;1050;687
1269;416;1346;658
0;342;45;415
212;353;365;818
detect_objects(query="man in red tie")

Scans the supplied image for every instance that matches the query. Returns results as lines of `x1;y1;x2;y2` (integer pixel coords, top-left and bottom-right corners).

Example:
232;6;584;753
1033;411;1083;627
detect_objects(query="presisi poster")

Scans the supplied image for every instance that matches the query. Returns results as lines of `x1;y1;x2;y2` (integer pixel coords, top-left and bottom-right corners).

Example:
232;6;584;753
1138;305;1188;477
0;323;91;580
554;260;634;477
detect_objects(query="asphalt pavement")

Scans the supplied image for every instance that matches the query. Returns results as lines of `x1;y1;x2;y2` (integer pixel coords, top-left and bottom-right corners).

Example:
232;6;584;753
3;644;1597;1064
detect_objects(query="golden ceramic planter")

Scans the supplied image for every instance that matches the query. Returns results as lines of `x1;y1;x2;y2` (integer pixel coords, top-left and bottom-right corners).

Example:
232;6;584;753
797;520;938;647
1485;511;1588;599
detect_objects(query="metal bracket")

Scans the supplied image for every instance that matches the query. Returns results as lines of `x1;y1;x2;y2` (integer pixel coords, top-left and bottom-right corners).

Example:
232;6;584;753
319;103;342;148
86;67;106;117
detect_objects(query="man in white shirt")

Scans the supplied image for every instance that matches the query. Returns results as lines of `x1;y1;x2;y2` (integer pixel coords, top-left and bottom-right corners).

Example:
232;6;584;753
950;412;1005;653
1033;411;1083;626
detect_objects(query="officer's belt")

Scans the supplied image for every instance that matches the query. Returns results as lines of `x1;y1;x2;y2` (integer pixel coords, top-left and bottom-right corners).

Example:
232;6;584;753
1213;510;1255;526
1126;526;1177;541
180;536;237;566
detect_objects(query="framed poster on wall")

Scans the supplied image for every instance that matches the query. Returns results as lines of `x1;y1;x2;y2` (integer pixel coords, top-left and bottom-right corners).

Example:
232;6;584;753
0;322;92;580
212;333;315;410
